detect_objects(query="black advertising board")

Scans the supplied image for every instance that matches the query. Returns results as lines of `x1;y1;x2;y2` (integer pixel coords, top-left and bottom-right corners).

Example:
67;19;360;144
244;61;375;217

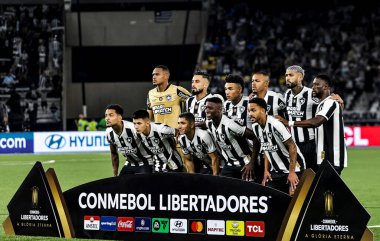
5;162;66;237
63;173;291;240
278;161;372;241
3;161;373;241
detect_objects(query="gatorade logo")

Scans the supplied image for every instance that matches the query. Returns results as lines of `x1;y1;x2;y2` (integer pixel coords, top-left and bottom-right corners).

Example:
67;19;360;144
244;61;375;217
246;221;265;237
189;220;205;234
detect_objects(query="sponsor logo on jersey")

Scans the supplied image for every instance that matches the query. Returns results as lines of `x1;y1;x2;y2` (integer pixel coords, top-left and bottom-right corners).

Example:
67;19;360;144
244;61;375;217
246;221;265;237
189;219;205;234
100;216;117;231
117;217;134;232
170;219;187;234
206;220;225;235
279;101;286;109
84;216;100;230
135;217;151;232
152;104;172;115
226;220;244;236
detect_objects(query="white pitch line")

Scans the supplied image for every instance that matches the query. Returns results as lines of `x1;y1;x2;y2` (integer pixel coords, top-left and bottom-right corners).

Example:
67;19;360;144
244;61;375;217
368;225;380;228
0;158;106;166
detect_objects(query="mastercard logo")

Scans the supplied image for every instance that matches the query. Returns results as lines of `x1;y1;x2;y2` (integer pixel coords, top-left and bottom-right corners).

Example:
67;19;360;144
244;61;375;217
189;220;205;234
191;221;203;232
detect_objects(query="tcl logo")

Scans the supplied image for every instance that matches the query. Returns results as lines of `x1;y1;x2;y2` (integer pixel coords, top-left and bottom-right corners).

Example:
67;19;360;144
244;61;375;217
117;217;134;232
246;221;265;237
344;127;369;146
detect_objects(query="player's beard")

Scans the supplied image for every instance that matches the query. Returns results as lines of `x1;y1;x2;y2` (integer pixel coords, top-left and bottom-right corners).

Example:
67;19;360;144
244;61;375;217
192;88;203;95
286;81;297;89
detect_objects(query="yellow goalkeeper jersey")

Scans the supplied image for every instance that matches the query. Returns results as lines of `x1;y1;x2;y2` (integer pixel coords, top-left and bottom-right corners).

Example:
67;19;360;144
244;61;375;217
147;84;191;128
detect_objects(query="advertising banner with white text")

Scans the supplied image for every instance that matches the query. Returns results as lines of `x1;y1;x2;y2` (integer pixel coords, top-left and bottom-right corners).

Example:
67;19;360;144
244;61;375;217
345;126;380;147
33;131;109;153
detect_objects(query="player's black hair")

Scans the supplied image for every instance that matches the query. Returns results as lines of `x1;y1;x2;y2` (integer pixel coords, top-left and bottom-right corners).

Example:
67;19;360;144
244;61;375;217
193;70;210;81
315;74;332;87
249;98;267;111
225;74;245;92
154;65;170;73
132;109;150;119
106;104;124;116
179;112;195;124
205;96;223;105
253;70;270;77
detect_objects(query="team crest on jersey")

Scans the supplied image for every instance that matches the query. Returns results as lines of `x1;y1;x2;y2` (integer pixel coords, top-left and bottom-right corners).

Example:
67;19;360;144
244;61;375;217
166;94;172;101
197;144;203;150
266;105;271;112
239;106;246;112
219;133;226;141
153;138;160;144
279;101;286;109
299;97;305;105
201;105;206;111
126;137;132;143
267;132;273;139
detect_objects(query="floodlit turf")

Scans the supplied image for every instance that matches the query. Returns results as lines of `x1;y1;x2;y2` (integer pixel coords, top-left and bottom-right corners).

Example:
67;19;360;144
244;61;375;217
0;149;379;240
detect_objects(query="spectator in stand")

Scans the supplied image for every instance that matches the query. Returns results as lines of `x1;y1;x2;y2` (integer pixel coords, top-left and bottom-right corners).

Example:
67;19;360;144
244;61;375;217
2;72;18;87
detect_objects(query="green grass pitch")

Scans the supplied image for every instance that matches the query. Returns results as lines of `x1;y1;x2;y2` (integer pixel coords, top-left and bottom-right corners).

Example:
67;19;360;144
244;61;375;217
0;149;379;240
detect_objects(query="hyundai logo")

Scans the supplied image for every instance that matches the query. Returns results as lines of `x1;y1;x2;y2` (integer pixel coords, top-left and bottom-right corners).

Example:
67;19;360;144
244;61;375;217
45;134;66;149
174;221;183;227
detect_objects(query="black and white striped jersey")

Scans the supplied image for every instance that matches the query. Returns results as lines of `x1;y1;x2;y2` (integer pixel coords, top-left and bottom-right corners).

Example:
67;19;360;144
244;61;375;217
224;96;252;129
251;90;287;116
178;128;218;171
315;97;347;168
137;123;182;172
206;115;252;167
252;116;306;174
186;93;223;125
284;87;319;143
106;120;154;166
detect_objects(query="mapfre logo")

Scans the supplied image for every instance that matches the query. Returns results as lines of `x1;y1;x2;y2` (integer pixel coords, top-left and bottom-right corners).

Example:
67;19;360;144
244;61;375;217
246;221;265;237
206;220;225;235
45;134;66;149
117;217;134;232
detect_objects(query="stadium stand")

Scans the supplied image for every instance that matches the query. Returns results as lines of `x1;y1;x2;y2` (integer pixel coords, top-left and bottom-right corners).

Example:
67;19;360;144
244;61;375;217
0;4;63;131
200;1;380;115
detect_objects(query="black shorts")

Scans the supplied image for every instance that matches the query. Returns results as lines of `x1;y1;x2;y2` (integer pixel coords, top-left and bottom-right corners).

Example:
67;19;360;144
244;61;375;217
220;165;242;179
119;164;152;175
298;141;318;172
265;171;303;194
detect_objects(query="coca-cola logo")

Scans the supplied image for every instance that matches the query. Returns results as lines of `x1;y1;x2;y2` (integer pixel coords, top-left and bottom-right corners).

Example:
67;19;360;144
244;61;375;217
117;217;134;232
118;220;133;228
